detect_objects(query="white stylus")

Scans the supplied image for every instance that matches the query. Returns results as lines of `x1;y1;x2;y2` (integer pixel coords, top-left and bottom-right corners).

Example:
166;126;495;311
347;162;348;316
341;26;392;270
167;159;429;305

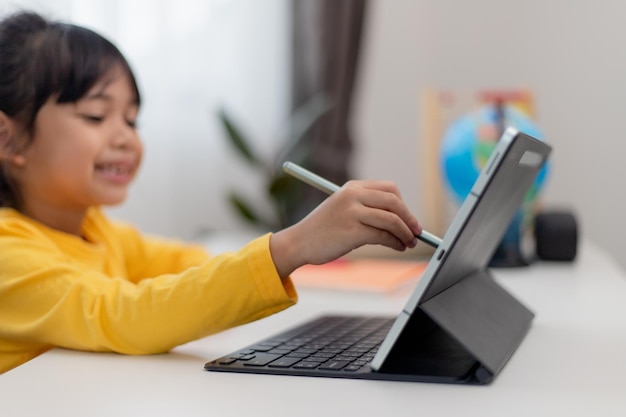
282;161;442;249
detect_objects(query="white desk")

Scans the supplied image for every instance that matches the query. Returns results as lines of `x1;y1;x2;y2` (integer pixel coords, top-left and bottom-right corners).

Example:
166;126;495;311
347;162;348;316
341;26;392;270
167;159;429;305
2;241;626;416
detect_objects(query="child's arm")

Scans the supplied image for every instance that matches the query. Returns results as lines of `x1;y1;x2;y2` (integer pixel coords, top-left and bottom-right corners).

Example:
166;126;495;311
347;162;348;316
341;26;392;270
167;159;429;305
0;226;295;366
110;220;212;283
270;180;422;279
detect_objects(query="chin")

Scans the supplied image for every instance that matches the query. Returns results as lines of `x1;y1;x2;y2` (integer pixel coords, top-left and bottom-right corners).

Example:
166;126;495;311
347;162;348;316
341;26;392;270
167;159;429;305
99;193;129;207
102;200;127;207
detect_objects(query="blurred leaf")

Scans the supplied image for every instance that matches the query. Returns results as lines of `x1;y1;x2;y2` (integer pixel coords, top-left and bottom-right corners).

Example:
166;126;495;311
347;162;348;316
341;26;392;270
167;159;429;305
219;108;260;167
268;173;300;229
268;173;296;200
228;193;261;224
228;192;276;231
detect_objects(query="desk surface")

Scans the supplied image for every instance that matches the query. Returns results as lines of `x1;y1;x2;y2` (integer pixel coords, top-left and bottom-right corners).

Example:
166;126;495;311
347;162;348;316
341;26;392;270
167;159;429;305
2;241;626;416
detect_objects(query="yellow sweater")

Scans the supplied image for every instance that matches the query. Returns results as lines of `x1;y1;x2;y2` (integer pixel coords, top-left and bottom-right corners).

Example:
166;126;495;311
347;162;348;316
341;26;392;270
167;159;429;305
0;207;297;374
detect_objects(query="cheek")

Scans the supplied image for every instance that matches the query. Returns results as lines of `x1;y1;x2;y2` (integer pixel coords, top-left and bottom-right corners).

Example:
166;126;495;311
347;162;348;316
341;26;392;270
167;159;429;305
58;143;96;165
28;126;97;168
34;142;98;175
134;138;144;168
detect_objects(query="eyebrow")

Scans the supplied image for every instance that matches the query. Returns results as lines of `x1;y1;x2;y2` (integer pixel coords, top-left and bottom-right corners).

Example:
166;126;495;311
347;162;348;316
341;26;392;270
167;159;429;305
83;91;111;101
81;91;139;106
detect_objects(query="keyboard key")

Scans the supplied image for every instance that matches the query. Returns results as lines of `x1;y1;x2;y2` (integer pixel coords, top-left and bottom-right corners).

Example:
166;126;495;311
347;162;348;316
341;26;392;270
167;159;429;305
249;342;281;352
268;357;301;368
293;361;322;369
339;351;361;358
334;355;358;362
285;352;310;358
267;348;293;355
243;353;282;367
318;360;351;371
293;348;318;354
309;352;334;359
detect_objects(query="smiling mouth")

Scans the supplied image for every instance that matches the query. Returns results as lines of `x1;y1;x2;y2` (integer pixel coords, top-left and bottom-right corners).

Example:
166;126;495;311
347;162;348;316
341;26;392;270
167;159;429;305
94;163;134;182
96;164;130;173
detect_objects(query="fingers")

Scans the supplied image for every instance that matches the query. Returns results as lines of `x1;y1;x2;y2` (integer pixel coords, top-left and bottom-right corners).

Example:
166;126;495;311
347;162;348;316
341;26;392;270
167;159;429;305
341;180;422;242
359;226;411;252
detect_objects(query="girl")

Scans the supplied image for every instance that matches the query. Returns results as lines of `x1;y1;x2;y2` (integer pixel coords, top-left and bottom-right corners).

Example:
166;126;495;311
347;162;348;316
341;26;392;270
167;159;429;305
0;11;422;374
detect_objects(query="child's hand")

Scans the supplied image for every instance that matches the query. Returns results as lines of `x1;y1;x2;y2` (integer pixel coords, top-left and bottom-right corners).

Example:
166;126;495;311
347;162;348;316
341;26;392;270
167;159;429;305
270;180;423;279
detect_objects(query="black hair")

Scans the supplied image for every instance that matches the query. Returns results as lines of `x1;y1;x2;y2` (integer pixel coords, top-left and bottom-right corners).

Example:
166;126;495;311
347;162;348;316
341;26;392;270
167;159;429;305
0;11;142;209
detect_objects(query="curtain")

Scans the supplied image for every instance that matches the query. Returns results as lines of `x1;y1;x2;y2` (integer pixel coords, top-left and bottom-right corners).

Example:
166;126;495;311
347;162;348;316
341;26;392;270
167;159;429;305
289;0;368;222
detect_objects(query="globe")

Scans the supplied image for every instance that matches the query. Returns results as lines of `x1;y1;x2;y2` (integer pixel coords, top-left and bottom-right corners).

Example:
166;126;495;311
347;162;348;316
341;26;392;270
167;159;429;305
440;104;548;206
439;104;549;266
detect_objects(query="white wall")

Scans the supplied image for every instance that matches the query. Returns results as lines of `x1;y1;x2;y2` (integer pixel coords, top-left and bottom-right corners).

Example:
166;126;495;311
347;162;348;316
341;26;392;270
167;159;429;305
353;0;626;269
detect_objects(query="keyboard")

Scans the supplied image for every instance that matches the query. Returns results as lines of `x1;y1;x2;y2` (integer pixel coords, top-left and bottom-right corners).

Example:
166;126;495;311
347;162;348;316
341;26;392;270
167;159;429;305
205;315;394;378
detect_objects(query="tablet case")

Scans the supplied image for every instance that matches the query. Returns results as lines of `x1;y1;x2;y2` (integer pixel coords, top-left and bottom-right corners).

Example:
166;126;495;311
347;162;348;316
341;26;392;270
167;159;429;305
371;128;551;383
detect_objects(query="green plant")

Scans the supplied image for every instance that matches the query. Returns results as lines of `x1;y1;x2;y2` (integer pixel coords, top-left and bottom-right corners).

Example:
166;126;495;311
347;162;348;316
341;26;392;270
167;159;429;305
219;93;332;231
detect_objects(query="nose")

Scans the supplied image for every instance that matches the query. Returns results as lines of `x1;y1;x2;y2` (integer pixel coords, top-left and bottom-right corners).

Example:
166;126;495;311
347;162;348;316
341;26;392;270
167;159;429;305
111;121;138;150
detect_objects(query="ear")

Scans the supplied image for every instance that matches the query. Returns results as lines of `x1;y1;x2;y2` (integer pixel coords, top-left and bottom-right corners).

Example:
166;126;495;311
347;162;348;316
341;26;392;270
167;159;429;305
0;112;26;166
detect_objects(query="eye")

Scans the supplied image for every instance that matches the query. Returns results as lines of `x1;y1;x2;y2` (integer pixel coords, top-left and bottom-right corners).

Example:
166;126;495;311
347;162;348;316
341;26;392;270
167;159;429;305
81;114;104;124
126;119;138;129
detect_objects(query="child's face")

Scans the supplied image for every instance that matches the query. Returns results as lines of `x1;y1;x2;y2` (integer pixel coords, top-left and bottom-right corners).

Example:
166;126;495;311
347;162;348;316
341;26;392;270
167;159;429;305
13;70;142;214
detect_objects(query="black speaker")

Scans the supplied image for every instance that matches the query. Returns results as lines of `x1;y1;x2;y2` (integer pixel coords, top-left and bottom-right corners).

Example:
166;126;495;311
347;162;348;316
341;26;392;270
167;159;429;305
534;210;578;262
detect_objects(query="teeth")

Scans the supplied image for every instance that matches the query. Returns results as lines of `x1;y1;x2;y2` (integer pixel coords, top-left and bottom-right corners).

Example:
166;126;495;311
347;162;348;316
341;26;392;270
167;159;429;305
97;164;130;174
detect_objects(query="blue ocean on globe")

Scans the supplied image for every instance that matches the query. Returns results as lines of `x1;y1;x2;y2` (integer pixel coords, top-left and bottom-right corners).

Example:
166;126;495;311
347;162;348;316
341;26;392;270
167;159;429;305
440;105;549;205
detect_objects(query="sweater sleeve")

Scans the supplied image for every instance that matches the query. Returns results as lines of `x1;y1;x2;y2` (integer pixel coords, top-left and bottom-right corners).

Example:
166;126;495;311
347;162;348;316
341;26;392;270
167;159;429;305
112;222;214;282
87;211;213;282
0;221;297;357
